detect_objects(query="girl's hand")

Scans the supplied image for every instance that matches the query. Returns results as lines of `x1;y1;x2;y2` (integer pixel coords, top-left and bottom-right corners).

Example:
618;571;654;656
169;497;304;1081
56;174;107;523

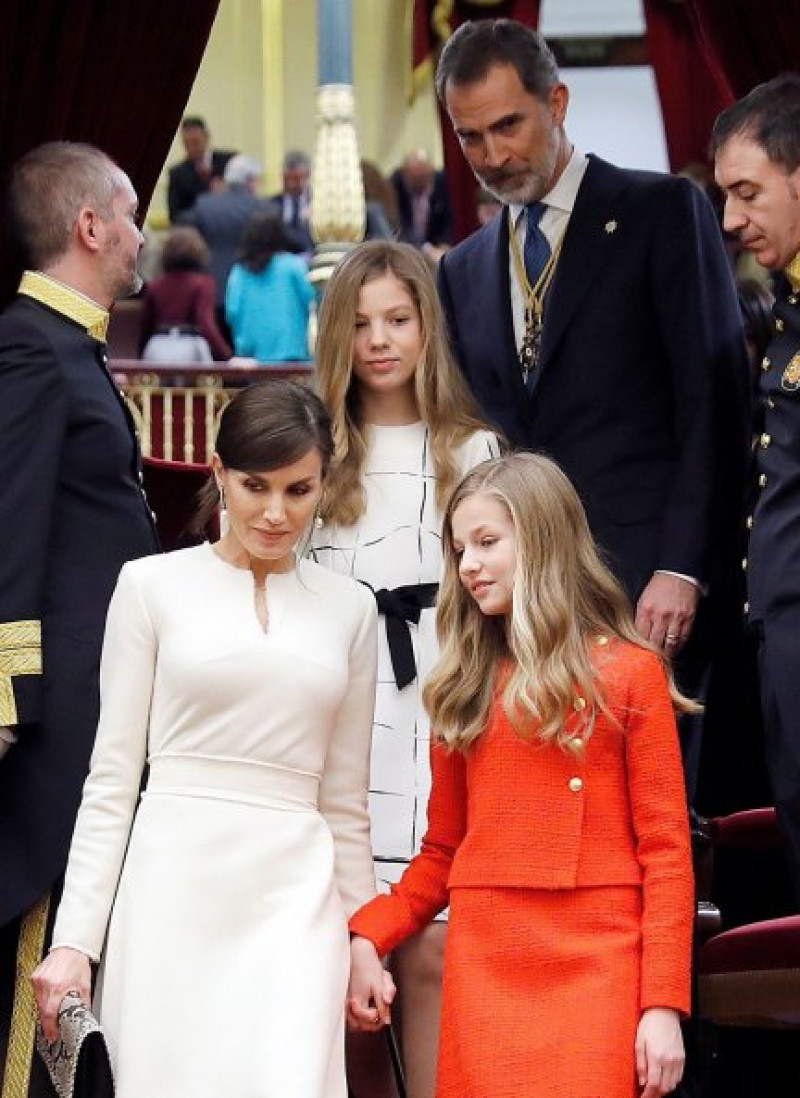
31;947;92;1044
347;935;396;1031
635;1007;685;1098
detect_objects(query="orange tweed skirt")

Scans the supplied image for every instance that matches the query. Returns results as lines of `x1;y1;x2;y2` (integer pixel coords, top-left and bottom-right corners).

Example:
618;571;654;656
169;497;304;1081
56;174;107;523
437;885;643;1098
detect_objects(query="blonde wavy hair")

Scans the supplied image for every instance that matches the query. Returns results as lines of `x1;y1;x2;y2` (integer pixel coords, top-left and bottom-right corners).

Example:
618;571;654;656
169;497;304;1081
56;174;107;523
315;240;492;525
424;453;700;752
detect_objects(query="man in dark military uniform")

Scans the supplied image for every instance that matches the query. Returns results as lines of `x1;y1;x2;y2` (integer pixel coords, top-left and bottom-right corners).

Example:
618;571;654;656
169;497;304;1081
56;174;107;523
714;74;800;901
0;142;159;1096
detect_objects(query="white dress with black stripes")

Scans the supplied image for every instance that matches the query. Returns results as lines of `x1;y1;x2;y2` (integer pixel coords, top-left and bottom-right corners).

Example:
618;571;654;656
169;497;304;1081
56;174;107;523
310;422;499;893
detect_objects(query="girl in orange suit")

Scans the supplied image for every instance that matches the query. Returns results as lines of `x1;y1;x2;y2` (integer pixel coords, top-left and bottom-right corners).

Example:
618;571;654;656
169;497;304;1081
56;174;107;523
348;452;696;1098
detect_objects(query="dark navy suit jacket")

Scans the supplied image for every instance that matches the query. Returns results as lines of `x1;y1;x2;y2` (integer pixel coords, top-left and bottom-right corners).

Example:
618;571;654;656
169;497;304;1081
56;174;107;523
0;296;159;927
439;155;749;602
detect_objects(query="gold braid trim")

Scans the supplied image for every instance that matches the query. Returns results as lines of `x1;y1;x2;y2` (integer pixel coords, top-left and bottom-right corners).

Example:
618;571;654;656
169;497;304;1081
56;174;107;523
18;271;109;342
0;622;42;727
1;894;50;1098
431;0;455;46
784;253;800;293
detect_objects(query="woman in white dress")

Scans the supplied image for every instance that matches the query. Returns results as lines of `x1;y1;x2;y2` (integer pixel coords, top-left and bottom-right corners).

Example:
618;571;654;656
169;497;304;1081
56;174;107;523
32;380;378;1098
309;242;500;1098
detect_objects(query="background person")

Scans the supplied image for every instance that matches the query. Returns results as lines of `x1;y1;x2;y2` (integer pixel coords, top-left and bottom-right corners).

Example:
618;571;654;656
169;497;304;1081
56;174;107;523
310;240;500;1098
349;453;695;1098
140;225;232;361
32;380;378;1098
225;210;314;362
167;115;235;222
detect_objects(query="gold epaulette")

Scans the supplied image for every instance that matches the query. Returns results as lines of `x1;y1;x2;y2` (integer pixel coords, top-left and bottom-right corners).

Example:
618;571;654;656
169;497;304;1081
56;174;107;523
0;621;42;726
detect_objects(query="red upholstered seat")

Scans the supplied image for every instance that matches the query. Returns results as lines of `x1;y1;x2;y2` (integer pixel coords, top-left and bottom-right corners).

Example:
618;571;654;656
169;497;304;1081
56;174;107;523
142;456;216;552
701;916;800;974
698;913;800;1028
710;808;780;849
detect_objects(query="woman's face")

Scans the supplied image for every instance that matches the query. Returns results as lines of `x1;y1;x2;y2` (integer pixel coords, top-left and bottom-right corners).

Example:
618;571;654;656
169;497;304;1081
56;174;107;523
213;446;323;571
451;492;517;617
351;272;424;400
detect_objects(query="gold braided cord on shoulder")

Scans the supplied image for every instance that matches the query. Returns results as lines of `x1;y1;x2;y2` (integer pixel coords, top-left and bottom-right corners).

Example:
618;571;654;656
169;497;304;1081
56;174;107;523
1;893;50;1098
0;621;42;726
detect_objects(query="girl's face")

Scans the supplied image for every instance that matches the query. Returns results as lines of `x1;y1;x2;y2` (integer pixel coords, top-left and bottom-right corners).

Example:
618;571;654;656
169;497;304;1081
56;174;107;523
451;492;517;617
213;446;323;572
352;272;423;400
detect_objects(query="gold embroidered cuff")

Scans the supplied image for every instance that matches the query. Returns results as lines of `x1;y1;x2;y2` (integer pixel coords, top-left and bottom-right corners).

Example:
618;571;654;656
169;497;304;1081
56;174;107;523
0;620;43;726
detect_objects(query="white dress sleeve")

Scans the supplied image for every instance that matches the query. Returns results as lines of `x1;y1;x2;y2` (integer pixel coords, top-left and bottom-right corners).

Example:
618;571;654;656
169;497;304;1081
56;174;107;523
318;587;378;917
52;564;157;960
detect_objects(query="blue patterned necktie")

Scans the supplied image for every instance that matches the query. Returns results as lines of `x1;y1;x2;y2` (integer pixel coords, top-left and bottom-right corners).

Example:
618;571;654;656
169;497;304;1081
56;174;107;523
523;201;551;286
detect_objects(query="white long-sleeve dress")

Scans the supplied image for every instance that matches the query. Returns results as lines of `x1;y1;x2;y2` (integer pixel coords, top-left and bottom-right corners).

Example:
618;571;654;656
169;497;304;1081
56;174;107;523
52;543;378;1098
309;422;499;891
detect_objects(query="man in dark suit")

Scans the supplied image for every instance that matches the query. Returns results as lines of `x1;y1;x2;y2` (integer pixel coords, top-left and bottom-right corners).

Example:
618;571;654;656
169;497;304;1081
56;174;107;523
179;154;266;334
436;20;748;667
713;74;800;898
391;149;453;249
167;116;235;222
0;142;159;1095
268;150;315;254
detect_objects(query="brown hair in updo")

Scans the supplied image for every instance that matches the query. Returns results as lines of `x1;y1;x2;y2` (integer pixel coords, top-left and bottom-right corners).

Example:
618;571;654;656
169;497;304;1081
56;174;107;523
193;378;333;531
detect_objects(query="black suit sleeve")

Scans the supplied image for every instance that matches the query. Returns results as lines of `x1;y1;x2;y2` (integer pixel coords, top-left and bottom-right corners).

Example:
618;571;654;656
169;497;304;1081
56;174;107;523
438;254;467;371
0;329;68;726
650;180;749;583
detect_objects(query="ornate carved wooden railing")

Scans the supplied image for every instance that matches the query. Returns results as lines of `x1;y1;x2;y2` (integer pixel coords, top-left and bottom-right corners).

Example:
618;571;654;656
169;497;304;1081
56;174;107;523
112;361;314;462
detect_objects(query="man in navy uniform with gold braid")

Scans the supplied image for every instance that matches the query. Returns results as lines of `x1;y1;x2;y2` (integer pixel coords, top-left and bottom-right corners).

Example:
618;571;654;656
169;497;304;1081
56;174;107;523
714;75;800;903
0;142;159;1097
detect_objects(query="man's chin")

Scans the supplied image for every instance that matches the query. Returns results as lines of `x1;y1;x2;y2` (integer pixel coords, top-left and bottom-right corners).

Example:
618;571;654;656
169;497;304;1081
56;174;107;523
478;177;539;208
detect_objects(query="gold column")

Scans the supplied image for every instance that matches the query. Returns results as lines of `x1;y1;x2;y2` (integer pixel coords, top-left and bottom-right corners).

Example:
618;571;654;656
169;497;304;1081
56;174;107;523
261;0;285;195
308;83;366;290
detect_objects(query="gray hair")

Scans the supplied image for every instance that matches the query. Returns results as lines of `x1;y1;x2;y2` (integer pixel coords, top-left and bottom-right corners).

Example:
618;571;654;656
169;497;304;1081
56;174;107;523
223;155;262;187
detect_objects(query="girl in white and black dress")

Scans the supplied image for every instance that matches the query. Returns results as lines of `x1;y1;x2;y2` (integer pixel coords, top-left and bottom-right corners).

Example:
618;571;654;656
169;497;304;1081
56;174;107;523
310;241;500;1098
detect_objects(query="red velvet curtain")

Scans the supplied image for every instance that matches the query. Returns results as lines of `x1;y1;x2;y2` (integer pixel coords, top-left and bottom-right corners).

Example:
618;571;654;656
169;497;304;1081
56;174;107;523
413;0;541;243
0;0;221;306
644;0;730;172
684;0;800;100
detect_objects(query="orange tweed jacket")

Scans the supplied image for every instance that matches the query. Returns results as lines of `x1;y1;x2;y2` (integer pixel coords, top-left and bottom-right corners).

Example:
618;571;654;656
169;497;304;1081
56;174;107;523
350;640;694;1014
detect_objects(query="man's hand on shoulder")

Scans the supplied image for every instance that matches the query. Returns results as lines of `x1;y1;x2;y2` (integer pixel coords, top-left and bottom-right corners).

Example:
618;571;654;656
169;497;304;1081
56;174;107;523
0;726;18;761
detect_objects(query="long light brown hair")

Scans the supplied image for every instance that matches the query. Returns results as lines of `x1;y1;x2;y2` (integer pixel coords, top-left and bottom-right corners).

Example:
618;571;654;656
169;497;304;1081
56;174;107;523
315;240;491;525
424;453;699;752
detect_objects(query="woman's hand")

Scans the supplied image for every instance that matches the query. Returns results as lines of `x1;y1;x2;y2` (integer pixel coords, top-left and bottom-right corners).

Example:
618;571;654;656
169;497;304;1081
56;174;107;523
635;1007;685;1098
347;935;396;1032
31;947;92;1043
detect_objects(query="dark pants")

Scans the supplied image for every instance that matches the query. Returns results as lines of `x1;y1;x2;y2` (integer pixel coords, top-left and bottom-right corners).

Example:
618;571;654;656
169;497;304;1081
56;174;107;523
757;616;800;904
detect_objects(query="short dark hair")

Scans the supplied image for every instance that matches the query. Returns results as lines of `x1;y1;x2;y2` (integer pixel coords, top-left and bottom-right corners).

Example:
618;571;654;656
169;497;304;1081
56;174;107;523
194;379;333;530
434;19;559;104
161;227;209;272
712;73;800;173
181;116;208;133
7;141;120;269
283;150;310;172
239;211;296;273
